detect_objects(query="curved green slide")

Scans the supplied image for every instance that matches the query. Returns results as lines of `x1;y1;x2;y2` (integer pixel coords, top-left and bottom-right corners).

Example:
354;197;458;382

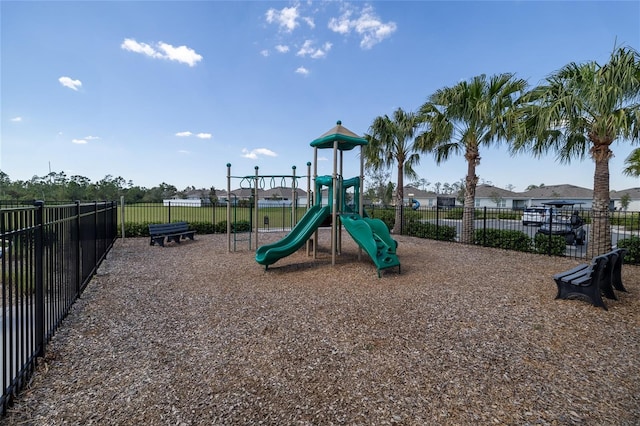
340;214;401;277
256;205;330;267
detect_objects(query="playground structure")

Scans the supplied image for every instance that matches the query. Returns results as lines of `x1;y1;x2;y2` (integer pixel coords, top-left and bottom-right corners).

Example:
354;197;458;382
251;120;401;277
226;163;309;252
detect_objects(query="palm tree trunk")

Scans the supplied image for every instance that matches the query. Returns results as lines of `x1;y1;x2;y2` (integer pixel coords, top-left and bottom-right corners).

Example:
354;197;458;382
461;147;479;244
462;177;477;244
392;162;404;234
588;154;612;258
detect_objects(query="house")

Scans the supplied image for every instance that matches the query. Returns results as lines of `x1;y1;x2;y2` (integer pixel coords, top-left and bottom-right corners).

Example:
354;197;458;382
521;184;595;209
474;184;528;209
399;183;639;211
611;187;640;211
402;186;440;208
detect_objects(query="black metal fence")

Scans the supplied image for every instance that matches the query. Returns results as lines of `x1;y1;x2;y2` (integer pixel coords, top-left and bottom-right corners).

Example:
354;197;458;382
117;202;639;265
1;201;117;415
388;204;640;265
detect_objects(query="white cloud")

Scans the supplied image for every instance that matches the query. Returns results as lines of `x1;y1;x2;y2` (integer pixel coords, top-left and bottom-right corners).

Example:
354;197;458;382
71;135;100;145
260;49;270;57
178;150;190;154
121;38;202;67
157;42;203;67
303;16;315;29
59;76;82;91
275;44;290;53
10;117;22;122
266;6;300;33
297;40;332;59
176;131;211;139
241;148;277;159
121;38;159;57
328;5;396;49
295;66;310;76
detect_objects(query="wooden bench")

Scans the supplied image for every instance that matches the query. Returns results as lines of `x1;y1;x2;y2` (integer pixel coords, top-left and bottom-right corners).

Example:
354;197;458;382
553;248;627;310
148;222;196;247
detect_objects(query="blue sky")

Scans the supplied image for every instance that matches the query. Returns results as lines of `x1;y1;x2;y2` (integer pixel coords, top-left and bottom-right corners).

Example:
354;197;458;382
2;1;639;193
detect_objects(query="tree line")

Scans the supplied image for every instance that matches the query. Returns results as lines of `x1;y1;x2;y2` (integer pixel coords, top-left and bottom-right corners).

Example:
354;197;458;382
0;171;218;204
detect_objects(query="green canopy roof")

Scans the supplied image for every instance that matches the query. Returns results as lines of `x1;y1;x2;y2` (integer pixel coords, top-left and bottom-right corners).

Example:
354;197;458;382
309;120;368;150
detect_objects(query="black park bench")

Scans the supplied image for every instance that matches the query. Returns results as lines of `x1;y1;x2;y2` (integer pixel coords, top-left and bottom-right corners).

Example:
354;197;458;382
553;248;627;310
148;222;196;247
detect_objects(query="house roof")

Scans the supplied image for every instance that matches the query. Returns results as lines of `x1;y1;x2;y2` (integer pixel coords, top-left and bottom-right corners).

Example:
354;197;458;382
403;186;438;198
610;187;640;198
475;184;524;199
521;184;593;199
263;186;308;198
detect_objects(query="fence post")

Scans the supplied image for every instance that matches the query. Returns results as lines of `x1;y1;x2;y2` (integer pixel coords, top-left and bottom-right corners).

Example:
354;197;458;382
168;201;171;224
75;201;81;297
120;196;125;238
482;206;487;245
547;210;554;256
33;200;45;357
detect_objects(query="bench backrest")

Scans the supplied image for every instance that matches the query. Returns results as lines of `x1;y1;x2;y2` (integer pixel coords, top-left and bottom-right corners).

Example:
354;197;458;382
149;222;190;235
588;255;610;285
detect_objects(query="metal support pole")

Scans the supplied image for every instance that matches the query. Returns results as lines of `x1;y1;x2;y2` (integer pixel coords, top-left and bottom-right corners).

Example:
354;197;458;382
306;161;312;256
291;165;297;228
227;163;232;253
332;141;338;266
34;200;45;357
254;166;259;250
313;148;318;259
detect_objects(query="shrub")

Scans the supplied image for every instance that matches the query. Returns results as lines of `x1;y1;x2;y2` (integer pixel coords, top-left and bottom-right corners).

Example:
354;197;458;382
474;229;532;252
189;221;217;235
214;220;228;233
403;210;421;223
533;233;566;256
617;235;640;264
404;221;457;241
367;208;395;230
231;220;251;233
121;222;152;238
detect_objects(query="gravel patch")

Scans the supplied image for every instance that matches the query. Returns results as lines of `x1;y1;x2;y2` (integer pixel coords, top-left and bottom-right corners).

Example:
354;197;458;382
5;230;640;425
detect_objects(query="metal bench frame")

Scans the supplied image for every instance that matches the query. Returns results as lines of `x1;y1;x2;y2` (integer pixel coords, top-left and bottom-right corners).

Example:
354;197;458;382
553;248;628;310
148;222;196;247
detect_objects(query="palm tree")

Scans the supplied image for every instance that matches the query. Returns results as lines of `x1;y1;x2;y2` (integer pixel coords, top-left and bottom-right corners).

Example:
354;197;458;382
623;148;640;177
515;46;640;257
418;73;528;244
363;108;425;234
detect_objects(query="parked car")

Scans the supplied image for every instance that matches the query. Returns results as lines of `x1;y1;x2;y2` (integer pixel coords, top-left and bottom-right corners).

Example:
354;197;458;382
522;206;551;226
536;204;586;245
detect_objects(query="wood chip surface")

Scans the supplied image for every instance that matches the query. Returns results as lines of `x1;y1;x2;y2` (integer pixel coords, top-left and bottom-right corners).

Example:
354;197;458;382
5;230;640;425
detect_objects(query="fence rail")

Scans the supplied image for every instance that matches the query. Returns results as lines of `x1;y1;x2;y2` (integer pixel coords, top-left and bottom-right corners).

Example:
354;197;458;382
118;201;640;264
1;201;117;415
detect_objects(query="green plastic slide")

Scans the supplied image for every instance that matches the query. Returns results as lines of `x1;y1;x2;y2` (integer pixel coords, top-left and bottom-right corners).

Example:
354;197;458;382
340;214;400;276
255;205;331;267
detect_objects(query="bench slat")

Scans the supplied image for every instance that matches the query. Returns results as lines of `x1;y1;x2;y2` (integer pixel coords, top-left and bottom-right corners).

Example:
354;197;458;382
148;222;195;247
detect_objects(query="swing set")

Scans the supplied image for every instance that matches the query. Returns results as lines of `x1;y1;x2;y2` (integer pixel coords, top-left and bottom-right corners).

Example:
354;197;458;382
225;163;312;252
